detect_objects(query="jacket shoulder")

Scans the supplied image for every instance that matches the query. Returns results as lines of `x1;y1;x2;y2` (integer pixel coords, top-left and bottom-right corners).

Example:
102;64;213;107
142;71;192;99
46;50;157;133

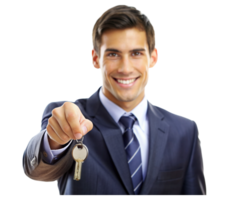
152;105;198;136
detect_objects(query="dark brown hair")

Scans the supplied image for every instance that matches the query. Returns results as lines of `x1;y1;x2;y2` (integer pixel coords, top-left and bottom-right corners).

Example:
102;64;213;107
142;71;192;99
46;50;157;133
92;5;155;56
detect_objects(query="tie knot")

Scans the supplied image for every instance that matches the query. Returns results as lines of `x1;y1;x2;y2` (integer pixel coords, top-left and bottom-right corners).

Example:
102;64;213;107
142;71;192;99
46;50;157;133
119;115;136;129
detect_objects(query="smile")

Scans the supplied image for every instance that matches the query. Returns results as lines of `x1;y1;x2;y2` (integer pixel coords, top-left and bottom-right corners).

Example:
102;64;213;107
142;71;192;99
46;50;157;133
113;77;139;87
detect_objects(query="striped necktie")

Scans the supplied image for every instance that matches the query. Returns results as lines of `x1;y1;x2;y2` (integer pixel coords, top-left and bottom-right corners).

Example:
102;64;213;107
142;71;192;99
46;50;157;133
119;115;143;194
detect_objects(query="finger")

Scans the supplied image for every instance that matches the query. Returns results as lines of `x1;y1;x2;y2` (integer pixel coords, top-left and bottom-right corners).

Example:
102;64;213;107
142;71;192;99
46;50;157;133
64;103;83;139
66;111;83;139
80;119;93;136
47;124;67;145
48;117;71;143
52;105;75;139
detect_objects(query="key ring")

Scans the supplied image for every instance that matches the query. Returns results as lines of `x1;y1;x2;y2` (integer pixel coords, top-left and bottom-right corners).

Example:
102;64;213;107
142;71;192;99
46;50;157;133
76;136;84;145
75;137;84;149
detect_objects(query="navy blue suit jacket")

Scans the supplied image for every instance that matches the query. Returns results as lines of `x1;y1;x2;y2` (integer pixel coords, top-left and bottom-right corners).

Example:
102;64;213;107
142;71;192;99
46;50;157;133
23;88;206;194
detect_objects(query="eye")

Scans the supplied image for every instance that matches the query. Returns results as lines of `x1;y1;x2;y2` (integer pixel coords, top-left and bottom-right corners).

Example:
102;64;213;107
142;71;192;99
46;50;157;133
108;53;117;57
108;51;142;57
134;51;142;56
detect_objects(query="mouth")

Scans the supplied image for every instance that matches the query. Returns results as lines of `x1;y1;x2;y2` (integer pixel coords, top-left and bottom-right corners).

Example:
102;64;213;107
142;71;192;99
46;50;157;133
112;77;139;88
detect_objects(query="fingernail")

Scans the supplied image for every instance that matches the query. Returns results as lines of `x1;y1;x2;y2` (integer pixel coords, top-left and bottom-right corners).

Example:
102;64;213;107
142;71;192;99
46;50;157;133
82;126;87;135
74;133;82;140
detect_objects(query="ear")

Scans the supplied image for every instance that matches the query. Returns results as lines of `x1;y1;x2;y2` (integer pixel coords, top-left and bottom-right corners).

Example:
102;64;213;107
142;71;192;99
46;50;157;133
150;46;159;70
92;49;100;69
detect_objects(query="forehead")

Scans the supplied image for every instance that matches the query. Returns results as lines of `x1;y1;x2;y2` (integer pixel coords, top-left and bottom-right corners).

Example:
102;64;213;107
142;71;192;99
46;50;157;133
100;28;148;51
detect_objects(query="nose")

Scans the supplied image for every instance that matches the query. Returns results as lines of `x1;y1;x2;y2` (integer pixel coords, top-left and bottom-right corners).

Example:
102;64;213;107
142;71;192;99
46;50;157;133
118;59;134;74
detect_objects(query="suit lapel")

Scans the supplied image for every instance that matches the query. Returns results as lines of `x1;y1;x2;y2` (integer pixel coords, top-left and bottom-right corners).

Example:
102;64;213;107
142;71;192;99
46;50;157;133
140;103;170;194
85;89;170;194
86;89;134;194
94;117;134;194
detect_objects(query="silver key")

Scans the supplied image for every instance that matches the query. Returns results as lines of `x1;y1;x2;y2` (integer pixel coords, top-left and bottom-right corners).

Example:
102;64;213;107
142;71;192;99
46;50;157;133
72;143;88;181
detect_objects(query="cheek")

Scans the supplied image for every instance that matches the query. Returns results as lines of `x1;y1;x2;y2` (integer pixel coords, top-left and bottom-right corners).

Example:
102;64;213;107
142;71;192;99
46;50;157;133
101;66;112;84
103;65;115;79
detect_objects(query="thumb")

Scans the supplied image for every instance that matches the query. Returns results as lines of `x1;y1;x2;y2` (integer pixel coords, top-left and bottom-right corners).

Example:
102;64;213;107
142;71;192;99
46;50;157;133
80;119;93;136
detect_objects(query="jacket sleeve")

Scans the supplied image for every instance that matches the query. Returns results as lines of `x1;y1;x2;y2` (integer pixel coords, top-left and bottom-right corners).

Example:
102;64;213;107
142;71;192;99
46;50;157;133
41;130;73;164
22;101;75;181
182;121;206;194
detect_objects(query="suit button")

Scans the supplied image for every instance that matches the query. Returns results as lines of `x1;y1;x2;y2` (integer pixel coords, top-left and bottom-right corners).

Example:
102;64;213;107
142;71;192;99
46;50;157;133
31;156;37;166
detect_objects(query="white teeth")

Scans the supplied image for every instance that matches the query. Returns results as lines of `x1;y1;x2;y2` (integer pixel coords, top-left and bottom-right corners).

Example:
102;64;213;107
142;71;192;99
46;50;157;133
117;79;135;84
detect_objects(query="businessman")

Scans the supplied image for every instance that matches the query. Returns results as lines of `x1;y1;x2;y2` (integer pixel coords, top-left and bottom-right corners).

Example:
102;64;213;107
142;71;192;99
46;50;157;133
23;5;206;194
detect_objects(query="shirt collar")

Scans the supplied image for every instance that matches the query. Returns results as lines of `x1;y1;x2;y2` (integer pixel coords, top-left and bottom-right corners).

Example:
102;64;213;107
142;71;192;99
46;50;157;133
99;87;148;130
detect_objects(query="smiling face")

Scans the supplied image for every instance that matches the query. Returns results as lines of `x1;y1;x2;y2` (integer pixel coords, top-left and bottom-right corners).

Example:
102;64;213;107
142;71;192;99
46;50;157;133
92;28;158;111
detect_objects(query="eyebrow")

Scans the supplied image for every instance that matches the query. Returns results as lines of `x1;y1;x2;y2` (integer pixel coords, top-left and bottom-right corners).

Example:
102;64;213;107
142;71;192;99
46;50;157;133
105;48;146;53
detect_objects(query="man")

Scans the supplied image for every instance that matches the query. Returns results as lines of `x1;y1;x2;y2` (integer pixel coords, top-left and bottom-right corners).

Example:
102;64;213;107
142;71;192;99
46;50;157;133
23;5;206;194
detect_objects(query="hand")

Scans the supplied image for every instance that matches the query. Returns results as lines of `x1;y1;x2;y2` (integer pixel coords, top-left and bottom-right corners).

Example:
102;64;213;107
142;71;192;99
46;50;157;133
46;102;93;149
